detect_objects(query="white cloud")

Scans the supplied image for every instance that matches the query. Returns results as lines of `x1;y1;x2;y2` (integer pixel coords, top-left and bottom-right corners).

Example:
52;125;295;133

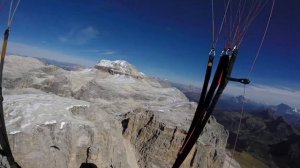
100;51;117;55
77;49;102;53
58;26;99;45
70;49;117;56
71;49;117;55
225;83;300;108
8;42;95;67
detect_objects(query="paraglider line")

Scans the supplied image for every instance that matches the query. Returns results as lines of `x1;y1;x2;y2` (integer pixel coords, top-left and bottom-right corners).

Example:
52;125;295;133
247;0;275;78
229;1;275;168
7;0;21;28
213;0;231;48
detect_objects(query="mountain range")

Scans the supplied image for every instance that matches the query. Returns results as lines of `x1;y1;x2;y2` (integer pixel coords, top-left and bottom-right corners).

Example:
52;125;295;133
0;55;236;168
15;54;300;168
32;56;300;168
172;83;300;168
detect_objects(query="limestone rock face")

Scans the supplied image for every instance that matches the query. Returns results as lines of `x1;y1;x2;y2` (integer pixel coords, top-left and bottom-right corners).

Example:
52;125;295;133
121;108;228;168
5;94;133;168
1;55;232;168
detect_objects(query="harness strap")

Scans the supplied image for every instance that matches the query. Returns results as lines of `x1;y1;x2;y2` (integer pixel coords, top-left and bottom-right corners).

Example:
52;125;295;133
172;54;230;168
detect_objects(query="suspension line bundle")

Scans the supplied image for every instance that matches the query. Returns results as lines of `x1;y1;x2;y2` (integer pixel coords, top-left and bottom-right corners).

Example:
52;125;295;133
0;0;21;168
172;0;275;167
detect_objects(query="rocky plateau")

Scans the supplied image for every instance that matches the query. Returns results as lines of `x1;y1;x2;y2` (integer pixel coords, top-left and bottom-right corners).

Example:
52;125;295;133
0;55;236;168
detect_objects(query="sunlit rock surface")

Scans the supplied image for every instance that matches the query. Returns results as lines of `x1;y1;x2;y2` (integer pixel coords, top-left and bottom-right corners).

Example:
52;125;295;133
0;55;234;168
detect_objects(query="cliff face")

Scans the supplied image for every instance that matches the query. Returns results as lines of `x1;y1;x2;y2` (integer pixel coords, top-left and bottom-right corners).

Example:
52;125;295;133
121;108;228;168
1;55;231;168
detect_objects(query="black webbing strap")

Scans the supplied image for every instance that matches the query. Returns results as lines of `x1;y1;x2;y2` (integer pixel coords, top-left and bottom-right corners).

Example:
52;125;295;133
0;29;20;168
172;48;241;168
172;53;230;168
180;49;215;149
199;49;215;105
0;90;18;168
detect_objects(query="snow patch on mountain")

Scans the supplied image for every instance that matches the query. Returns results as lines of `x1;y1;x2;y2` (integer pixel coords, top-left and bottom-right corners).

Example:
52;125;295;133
9;130;21;135
95;59;145;78
44;120;57;125
4;93;90;133
97;60;129;69
60;122;66;129
66;105;89;110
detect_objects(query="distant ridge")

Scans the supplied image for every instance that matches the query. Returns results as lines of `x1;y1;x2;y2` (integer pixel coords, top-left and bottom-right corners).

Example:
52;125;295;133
35;57;83;71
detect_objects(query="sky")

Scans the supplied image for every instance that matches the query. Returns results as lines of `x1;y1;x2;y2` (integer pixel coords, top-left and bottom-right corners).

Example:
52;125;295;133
0;0;299;107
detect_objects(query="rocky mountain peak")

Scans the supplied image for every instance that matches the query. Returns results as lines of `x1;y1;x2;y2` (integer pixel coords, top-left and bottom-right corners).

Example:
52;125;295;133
270;103;296;116
94;59;145;78
97;60;130;69
276;103;292;111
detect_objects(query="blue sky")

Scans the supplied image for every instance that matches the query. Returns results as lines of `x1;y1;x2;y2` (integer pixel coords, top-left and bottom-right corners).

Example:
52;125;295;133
0;0;299;107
